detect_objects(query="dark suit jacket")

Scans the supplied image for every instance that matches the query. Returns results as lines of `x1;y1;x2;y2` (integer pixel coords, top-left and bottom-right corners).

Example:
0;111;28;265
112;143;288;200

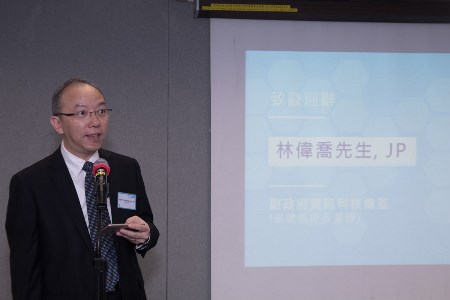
5;148;159;300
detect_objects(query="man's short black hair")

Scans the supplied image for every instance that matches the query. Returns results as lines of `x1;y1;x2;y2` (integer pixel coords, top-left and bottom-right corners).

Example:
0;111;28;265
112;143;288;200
51;78;106;115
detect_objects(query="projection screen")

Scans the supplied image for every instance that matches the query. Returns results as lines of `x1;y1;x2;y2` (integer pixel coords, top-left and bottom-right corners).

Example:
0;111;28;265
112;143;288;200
211;19;450;300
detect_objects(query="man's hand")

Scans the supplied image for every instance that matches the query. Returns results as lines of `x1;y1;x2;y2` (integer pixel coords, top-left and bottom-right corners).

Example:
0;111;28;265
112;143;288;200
116;216;150;245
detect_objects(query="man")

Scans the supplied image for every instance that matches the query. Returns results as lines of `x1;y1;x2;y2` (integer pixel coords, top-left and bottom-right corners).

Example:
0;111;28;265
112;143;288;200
5;78;159;300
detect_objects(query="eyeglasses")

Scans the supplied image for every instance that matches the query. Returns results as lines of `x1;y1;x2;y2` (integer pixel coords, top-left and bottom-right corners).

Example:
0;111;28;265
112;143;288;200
53;108;112;119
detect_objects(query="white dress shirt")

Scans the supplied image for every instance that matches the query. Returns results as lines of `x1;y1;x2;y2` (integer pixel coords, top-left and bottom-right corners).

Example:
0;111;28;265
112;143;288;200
60;141;112;227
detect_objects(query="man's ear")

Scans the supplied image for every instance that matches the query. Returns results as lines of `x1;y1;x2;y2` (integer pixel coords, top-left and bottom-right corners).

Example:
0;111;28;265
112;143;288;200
50;116;64;135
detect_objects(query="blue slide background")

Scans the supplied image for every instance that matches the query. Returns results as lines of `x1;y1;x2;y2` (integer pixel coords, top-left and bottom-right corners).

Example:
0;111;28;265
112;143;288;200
245;51;450;267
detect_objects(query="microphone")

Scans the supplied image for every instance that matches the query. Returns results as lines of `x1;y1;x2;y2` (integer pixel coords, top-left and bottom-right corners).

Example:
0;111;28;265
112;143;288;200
92;158;110;207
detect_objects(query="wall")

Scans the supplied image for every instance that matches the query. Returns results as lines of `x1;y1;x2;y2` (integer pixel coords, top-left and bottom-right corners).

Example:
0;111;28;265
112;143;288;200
0;1;210;299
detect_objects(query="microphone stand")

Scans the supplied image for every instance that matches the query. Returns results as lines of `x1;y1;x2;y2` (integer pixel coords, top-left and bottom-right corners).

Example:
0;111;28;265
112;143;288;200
94;175;108;300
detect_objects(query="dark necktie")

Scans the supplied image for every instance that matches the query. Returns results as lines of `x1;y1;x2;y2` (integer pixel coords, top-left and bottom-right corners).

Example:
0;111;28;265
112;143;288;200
83;161;120;292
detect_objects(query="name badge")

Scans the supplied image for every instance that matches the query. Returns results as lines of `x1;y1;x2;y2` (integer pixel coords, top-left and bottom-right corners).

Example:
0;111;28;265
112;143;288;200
117;192;136;210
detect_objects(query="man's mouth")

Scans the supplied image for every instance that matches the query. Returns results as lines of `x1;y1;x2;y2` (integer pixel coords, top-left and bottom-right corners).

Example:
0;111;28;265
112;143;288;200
86;133;101;139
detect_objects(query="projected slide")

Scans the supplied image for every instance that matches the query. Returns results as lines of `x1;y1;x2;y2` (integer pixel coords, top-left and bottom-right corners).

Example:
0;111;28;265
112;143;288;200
245;51;450;267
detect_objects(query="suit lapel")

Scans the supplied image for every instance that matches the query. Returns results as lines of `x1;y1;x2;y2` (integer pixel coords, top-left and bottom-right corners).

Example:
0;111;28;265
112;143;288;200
49;149;95;255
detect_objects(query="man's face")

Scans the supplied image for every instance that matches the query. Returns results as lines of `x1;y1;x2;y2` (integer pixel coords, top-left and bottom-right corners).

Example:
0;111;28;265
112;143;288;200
50;84;109;160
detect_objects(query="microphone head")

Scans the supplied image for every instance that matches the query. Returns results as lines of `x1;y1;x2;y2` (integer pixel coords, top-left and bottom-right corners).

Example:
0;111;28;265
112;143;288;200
93;158;110;176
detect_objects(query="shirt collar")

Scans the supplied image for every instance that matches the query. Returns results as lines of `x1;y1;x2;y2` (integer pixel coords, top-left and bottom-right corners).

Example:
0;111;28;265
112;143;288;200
60;141;100;176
